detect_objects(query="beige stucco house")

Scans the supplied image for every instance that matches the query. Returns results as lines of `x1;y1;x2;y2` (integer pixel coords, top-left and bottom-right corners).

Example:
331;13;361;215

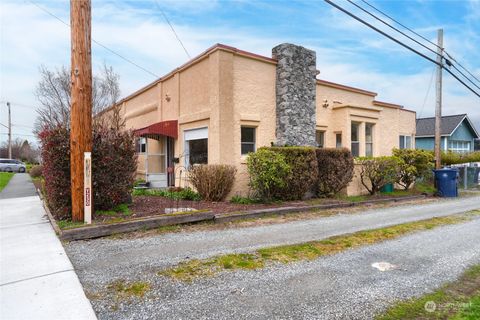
102;43;416;196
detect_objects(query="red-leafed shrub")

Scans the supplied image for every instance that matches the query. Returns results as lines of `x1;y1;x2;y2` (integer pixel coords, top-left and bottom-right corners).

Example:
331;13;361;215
39;125;137;219
316;148;354;197
92;126;137;209
39;127;71;220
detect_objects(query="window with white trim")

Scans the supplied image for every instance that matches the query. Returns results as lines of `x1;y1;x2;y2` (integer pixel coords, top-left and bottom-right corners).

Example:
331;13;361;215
136;137;146;153
351;122;360;157
316;130;325;148
184;127;208;167
365;123;374;157
449;140;471;153
241;127;256;155
336;133;342;148
399;135;412;149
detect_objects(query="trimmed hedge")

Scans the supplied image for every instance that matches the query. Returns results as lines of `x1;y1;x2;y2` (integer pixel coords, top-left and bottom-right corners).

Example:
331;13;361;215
189;164;237;201
266;147;318;200
316;148;354;196
29;165;43;178
441;151;480;165
247;149;291;201
38;125;137;219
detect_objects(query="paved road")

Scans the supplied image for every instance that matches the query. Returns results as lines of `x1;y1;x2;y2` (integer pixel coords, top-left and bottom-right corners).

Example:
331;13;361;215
82;216;480;320
66;195;480;284
0;179;96;319
0;173;37;199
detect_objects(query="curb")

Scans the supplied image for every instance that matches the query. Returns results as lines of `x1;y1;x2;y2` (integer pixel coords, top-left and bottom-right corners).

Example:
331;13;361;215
41;194;427;241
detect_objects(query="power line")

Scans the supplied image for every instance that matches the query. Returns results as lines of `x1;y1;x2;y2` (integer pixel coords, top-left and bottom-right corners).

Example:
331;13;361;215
360;0;440;49
346;0;439;57
323;0;480;98
28;0;160;78
418;66;436;120
360;0;480;86
449;64;480;91
153;0;191;59
445;52;480;84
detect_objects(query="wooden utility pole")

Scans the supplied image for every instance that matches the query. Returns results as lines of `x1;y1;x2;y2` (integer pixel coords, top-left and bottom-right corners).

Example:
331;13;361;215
70;0;92;221
434;29;443;169
7;102;12;159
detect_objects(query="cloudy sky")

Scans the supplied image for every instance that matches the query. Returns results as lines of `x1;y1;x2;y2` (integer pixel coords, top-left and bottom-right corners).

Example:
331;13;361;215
1;0;479;146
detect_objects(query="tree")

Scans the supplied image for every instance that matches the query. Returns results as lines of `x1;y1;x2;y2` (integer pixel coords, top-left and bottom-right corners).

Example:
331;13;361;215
358;156;402;195
392;148;434;190
34;64;122;133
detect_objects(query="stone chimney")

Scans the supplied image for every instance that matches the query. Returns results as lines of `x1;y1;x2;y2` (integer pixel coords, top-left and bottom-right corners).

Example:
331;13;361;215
272;43;317;146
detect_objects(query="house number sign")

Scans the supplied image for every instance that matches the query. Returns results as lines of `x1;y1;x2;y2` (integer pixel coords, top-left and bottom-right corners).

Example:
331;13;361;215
84;152;92;224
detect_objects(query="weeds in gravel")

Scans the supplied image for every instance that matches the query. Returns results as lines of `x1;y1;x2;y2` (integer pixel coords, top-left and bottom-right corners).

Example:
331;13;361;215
377;265;480;320
107;280;150;299
160;213;473;282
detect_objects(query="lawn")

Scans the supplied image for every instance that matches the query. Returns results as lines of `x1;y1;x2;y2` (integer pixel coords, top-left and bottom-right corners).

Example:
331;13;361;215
0;172;14;192
377;264;480;319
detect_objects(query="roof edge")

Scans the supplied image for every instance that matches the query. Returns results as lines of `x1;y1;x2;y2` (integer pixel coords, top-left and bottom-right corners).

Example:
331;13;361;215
317;79;377;97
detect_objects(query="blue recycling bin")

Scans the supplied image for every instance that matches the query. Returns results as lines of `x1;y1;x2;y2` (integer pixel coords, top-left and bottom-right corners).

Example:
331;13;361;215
433;168;458;197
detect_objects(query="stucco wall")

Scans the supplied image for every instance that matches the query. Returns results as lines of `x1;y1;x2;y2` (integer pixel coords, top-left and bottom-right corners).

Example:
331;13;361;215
116;45;417;198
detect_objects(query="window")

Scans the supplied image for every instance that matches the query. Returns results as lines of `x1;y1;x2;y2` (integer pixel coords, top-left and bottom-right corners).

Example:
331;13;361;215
399;135;412;149
136;137;146;153
336;133;342;148
184;127;208;167
241;127;256;155
351;122;360;157
316;130;325;148
449;140;471;153
365;123;374;157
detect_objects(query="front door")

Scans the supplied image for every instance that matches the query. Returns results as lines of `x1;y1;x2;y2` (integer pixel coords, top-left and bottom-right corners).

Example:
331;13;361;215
145;137;168;188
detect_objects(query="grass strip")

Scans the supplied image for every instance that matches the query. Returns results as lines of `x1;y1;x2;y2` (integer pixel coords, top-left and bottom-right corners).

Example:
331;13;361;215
159;212;476;282
0;172;14;192
377;264;480;320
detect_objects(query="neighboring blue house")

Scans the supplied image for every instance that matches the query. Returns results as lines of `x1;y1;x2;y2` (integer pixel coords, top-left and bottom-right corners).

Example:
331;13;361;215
416;114;479;153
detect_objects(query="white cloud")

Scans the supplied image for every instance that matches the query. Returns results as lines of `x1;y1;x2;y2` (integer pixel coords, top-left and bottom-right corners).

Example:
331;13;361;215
1;0;479;145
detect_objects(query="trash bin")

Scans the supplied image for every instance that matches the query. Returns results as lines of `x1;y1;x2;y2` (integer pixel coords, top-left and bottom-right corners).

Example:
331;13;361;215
380;183;394;193
433;168;458;197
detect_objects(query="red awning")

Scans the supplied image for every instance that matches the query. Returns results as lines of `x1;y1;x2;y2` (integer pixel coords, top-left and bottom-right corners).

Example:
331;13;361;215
134;120;178;139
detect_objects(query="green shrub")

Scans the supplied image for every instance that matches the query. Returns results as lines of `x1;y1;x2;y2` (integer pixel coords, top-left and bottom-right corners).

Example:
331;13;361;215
315;148;354;197
358;156;402;195
392;148;434;190
29;165;43;178
188;164;237;201
247;149;291;201
230;195;261;204
268;147;319;200
441;151;480;165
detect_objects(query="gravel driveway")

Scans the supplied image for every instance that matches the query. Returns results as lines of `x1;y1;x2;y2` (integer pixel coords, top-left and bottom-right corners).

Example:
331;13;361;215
65;196;480;319
66;196;480;284
77;216;480;320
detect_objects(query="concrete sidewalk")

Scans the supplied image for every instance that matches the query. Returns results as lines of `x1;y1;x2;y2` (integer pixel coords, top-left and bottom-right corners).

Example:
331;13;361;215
0;173;37;199
0;193;96;320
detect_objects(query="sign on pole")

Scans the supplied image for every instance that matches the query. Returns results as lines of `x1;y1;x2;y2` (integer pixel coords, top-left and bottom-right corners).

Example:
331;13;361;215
84;152;92;224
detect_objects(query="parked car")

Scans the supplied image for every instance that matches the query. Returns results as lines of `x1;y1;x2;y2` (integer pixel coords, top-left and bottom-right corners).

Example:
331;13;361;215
0;158;26;173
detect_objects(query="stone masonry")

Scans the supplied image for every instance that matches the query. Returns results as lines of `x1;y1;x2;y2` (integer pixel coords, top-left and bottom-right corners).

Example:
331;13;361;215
272;43;317;146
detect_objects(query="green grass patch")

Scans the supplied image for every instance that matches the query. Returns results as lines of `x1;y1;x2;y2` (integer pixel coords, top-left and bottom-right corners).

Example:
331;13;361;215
133;187;201;201
57;220;86;230
0;172;14;192
414;181;436;194
377;265;480;320
160;213;472;282
334;194;369;202
107;280;150;299
96;204;131;217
